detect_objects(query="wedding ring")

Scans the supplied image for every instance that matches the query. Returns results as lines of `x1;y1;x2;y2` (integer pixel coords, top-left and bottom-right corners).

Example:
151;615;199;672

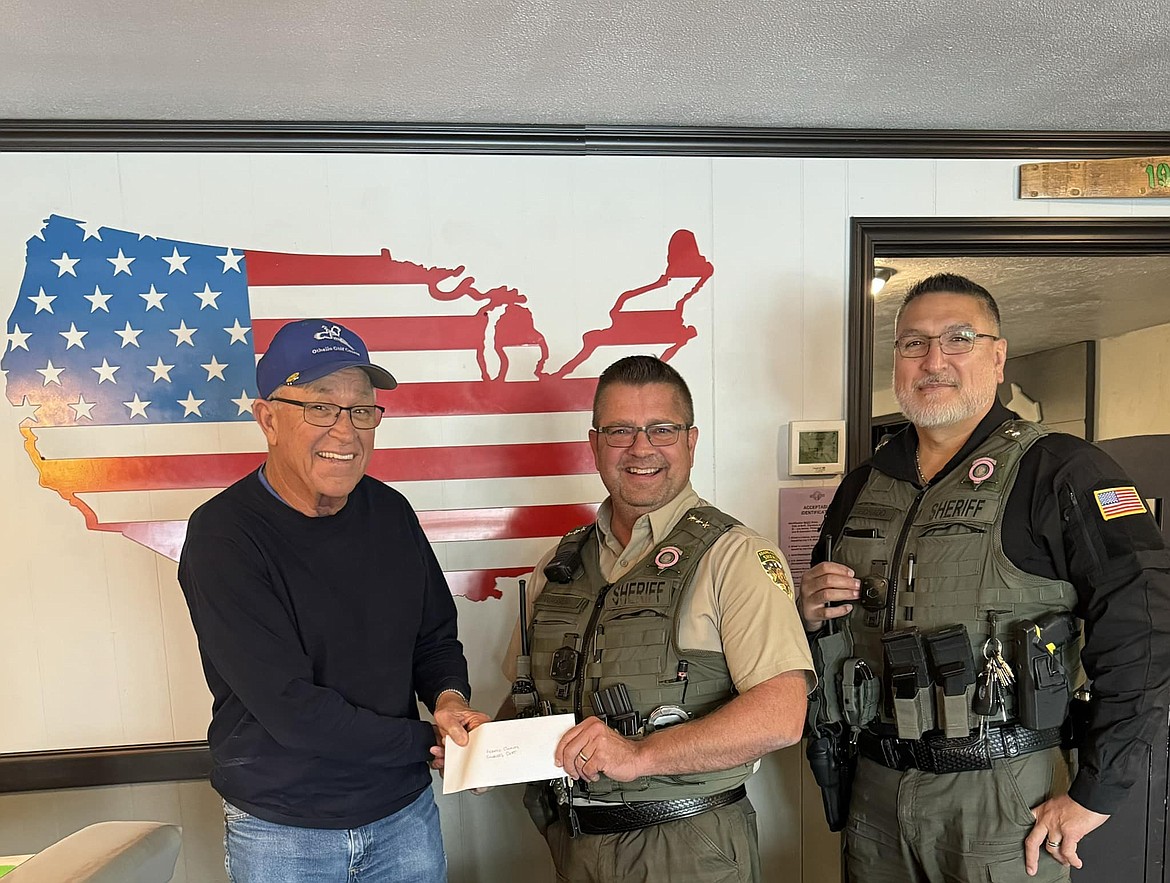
578;751;590;763
1046;839;1061;849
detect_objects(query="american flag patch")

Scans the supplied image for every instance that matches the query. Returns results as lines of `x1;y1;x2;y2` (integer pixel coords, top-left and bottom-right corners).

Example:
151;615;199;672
1093;486;1147;521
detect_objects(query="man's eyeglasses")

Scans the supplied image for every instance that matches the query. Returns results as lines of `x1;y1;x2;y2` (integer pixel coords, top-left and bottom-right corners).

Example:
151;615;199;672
593;423;692;448
268;396;386;429
894;330;1000;359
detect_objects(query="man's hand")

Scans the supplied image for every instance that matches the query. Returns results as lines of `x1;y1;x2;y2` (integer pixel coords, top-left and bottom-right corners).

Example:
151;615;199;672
429;725;446;772
555;715;642;783
427;733;489;795
797;561;859;631
554;673;806;783
433;691;491;749
1025;794;1110;875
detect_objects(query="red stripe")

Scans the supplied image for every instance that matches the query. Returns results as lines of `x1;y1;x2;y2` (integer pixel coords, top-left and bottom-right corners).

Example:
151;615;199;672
245;249;449;287
253;316;488;353
36;452;266;493
378;379;595;417
417;502;598;542
367;442;595;482
31;442;596;493
591;310;689;344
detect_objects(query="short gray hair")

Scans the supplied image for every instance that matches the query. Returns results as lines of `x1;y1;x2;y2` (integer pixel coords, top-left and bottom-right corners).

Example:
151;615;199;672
895;273;1001;333
592;356;694;426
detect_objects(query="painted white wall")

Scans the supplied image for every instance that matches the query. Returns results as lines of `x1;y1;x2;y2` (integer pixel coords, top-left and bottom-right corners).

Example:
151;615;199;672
1098;320;1170;440
2;153;1169;883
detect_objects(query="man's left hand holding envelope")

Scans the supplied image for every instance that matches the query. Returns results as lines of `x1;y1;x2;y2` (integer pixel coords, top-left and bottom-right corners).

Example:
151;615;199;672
440;715;578;794
429;689;493;773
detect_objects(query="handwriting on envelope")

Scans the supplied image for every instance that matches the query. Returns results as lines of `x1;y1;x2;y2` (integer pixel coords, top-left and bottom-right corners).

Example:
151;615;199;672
442;714;577;794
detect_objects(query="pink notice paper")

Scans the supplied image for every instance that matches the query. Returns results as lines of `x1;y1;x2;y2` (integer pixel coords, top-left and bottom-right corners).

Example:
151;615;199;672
778;485;838;593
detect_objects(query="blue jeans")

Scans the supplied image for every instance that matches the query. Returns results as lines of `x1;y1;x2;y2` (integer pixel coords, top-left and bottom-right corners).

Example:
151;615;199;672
223;788;447;883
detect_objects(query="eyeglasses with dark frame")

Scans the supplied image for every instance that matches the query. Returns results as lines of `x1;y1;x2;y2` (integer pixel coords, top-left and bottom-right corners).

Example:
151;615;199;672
593;423;693;448
894;329;1000;359
267;396;386;429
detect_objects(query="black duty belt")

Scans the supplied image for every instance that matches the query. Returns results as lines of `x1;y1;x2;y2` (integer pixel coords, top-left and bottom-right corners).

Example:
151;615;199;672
858;724;1063;774
572;785;747;835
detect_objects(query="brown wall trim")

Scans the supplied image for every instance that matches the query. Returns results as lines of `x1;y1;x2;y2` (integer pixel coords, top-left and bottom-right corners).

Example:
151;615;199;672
0;121;1168;157
0;743;211;794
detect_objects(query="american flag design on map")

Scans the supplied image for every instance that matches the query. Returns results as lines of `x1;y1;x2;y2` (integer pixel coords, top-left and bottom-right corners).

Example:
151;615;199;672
2;215;713;601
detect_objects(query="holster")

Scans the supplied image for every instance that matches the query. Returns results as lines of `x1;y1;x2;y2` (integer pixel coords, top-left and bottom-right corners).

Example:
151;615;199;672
523;782;558;835
809;629;852;729
806;728;855;832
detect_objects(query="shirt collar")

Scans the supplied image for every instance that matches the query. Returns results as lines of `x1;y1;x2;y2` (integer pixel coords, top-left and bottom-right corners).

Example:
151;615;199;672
257;463;292;506
595;484;704;555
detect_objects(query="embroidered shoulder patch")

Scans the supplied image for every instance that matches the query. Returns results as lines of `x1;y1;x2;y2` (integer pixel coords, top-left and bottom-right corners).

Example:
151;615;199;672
1093;486;1147;521
757;550;793;599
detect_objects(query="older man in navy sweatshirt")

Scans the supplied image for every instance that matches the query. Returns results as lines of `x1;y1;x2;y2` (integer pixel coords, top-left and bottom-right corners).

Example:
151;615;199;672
180;319;488;882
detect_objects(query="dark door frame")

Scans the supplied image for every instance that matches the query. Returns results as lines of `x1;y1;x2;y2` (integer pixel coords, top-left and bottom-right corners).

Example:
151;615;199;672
847;217;1170;471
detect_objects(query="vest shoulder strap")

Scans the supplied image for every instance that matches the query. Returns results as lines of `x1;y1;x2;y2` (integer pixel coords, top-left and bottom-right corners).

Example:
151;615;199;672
545;506;741;584
636;506;741;620
989;419;1049;452
671;505;742;540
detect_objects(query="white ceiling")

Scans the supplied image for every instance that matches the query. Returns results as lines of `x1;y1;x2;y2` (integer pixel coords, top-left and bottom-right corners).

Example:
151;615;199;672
7;3;1170;397
4;0;1170;129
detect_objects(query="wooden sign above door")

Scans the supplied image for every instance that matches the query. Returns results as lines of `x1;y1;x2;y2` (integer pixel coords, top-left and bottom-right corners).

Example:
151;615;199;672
1020;156;1170;199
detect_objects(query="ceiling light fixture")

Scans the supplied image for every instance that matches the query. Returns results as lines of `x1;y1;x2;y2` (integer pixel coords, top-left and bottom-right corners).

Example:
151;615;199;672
871;265;897;296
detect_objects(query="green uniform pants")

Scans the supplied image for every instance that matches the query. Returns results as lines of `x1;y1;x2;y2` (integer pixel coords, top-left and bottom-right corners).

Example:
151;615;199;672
543;797;759;883
846;747;1074;882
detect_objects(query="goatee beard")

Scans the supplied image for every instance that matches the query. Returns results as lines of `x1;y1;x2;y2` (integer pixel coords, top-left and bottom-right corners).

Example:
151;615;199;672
895;378;991;429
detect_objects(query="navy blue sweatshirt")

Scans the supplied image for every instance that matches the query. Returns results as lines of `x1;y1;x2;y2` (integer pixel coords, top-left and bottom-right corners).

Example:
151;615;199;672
179;470;472;828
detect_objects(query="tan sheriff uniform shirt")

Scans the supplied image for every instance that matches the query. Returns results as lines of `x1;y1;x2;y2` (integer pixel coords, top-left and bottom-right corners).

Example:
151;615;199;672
507;485;815;693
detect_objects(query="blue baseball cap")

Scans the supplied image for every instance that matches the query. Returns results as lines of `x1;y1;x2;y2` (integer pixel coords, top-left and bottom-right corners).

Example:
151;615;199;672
256;319;397;399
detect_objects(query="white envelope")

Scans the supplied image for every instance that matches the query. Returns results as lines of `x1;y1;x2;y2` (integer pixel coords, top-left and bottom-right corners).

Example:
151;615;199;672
442;714;576;794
